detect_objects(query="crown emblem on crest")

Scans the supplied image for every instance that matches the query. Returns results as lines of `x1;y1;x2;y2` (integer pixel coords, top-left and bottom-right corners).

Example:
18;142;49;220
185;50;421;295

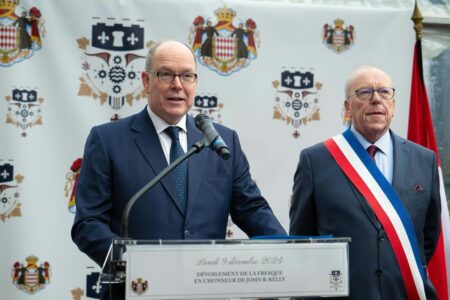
214;6;236;22
334;18;344;28
25;255;38;265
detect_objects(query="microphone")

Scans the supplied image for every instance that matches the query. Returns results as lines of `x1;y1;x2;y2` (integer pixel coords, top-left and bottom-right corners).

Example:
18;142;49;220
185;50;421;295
195;114;231;160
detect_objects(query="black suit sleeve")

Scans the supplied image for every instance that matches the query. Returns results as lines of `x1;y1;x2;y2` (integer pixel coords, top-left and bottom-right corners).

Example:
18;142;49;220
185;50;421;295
228;130;286;236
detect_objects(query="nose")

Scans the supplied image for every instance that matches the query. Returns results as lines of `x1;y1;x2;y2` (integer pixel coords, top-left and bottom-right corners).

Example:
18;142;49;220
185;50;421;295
370;90;382;103
170;75;183;89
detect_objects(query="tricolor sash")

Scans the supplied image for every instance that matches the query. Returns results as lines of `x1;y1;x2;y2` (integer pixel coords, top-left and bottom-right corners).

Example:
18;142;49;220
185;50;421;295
324;129;426;300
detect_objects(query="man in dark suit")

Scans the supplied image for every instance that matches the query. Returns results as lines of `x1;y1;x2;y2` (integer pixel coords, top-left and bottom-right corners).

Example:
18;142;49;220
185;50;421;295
72;40;286;299
289;65;441;299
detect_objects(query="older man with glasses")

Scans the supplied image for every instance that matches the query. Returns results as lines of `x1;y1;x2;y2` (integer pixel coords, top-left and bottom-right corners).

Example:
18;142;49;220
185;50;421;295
290;65;440;299
72;40;286;300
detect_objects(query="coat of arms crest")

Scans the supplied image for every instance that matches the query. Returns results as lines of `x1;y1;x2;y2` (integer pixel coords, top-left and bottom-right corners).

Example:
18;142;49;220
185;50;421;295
0;0;44;66
189;6;259;75
12;255;51;294
323;18;355;53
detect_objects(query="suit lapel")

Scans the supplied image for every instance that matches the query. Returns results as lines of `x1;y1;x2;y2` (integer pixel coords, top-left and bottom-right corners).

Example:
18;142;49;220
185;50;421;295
130;108;185;214
347;176;382;229
391;132;409;194
185;116;208;219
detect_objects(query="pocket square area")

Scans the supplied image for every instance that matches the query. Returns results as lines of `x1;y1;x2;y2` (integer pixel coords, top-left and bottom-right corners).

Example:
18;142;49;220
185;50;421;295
412;184;424;191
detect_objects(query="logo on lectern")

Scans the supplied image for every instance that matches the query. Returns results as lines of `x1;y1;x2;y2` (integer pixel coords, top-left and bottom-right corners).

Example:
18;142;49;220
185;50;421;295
131;277;148;295
329;269;343;289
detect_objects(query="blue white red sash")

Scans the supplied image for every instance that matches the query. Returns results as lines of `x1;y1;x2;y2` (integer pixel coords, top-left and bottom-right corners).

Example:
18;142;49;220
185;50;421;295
324;129;425;300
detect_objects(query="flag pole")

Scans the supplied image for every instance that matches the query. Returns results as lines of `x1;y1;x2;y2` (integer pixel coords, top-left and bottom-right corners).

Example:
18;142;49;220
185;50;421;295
409;3;450;299
411;0;423;41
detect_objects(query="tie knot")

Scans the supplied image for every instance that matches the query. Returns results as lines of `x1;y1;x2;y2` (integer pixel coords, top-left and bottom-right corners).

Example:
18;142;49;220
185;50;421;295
367;145;378;160
165;126;181;141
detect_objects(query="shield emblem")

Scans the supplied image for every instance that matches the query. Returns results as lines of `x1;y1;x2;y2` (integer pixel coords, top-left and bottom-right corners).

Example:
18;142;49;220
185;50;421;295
213;36;235;62
332;29;345;48
24;270;40;292
0;15;19;62
0;20;18;51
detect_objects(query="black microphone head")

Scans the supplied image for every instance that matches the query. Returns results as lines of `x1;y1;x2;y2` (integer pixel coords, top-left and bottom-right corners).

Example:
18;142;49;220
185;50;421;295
195;113;210;128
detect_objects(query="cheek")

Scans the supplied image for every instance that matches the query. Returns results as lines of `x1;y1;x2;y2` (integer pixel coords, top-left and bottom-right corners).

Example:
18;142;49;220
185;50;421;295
185;88;196;103
349;103;361;118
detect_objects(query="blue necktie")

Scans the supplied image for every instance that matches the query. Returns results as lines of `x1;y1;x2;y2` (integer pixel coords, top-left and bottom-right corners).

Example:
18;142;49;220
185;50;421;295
165;126;188;212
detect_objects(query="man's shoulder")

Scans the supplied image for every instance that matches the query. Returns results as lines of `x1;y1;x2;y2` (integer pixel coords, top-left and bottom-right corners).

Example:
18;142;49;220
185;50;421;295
93;111;141;132
302;140;328;153
392;132;435;157
212;122;234;134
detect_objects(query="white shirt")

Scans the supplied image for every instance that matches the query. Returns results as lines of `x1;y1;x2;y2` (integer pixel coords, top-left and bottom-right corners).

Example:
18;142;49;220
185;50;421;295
147;106;188;164
351;126;394;183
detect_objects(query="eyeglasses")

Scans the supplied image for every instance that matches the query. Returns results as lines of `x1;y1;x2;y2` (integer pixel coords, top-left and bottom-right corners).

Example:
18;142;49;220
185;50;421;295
148;70;197;84
347;87;395;101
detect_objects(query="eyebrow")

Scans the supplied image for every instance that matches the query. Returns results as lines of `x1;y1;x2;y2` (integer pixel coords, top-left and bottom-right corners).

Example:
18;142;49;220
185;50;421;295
155;65;195;73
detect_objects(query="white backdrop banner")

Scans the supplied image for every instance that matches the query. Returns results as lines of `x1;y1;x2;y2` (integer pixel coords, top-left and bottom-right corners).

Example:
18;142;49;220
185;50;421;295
0;0;414;299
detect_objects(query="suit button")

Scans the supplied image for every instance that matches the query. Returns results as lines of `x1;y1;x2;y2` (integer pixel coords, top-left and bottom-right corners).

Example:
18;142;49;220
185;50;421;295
375;270;382;276
379;236;385;242
184;230;190;236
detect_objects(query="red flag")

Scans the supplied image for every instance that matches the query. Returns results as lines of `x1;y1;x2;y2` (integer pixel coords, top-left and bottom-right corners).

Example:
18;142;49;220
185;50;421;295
408;39;450;300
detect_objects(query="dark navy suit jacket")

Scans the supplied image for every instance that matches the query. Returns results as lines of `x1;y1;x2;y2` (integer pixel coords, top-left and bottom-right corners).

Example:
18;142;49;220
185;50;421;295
289;131;441;299
72;107;286;267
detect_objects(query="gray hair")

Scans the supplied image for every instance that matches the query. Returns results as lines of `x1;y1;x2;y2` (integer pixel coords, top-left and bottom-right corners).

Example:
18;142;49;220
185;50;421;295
144;40;196;72
344;65;391;99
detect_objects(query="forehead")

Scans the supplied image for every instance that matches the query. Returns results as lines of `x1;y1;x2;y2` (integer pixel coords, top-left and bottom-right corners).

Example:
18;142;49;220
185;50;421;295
152;42;196;71
351;68;392;88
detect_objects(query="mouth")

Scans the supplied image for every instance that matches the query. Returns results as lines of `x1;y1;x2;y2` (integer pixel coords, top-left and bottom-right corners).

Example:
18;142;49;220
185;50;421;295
166;96;185;102
367;111;385;116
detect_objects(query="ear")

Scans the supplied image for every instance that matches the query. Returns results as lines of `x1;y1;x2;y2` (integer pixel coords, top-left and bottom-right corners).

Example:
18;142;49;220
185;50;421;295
392;99;396;117
344;100;351;117
141;71;150;93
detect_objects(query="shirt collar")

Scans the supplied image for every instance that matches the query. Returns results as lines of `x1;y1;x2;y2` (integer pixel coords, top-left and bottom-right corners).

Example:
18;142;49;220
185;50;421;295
147;105;187;134
350;125;391;155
